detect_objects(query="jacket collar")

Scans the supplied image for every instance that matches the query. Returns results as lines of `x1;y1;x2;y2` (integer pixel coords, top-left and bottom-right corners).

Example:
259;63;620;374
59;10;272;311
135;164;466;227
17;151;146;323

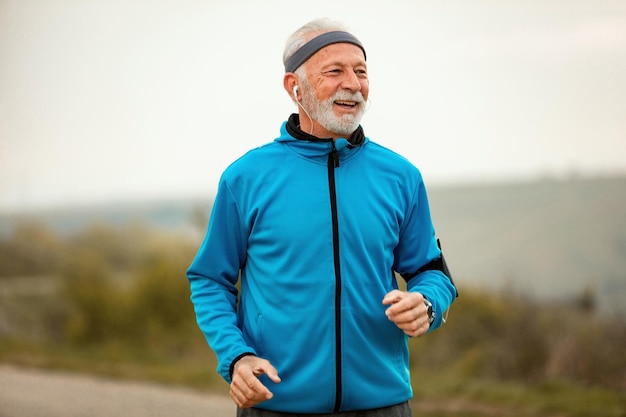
285;113;365;148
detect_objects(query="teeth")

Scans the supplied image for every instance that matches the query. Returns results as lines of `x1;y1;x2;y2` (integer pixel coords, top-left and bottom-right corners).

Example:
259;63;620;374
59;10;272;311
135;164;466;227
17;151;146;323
335;101;356;106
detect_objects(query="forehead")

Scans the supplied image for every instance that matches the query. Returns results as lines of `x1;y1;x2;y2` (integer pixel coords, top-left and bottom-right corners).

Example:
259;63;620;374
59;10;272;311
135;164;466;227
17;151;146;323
305;43;367;69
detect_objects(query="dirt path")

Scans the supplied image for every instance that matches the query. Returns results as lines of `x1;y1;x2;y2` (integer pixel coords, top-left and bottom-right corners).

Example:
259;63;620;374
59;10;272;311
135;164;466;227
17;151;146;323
0;365;235;417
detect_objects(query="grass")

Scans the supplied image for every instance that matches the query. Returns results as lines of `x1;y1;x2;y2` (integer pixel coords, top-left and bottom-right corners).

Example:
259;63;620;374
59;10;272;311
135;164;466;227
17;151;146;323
0;336;222;390
410;371;626;417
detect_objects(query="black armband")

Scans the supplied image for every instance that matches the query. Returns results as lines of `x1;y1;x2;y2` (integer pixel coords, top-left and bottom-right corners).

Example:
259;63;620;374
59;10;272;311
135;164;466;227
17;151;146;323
401;239;458;297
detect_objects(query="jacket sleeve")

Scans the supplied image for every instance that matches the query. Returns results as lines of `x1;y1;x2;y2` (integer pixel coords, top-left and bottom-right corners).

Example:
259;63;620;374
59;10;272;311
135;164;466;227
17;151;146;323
186;177;256;382
393;177;457;332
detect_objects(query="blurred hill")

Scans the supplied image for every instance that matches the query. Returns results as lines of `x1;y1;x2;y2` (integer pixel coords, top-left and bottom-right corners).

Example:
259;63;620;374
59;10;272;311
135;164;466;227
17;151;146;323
0;198;212;238
427;175;626;318
1;175;625;317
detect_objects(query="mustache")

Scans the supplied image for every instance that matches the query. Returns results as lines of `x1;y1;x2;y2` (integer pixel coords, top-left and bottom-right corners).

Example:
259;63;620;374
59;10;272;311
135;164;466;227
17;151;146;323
331;90;365;103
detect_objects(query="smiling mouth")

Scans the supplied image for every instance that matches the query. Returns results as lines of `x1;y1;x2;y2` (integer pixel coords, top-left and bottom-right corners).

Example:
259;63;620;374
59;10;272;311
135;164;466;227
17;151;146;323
334;100;358;108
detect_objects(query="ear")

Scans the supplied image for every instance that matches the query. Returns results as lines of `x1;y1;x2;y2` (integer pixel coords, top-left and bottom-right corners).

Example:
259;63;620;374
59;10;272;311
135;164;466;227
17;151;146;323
283;73;299;101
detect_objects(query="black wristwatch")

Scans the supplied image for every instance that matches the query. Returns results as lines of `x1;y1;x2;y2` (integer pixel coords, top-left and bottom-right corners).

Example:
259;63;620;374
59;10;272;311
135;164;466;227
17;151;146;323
423;298;435;326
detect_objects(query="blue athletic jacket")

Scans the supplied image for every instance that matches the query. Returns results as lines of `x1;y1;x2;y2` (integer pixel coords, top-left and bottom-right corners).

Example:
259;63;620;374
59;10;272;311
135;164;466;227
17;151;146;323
187;115;457;413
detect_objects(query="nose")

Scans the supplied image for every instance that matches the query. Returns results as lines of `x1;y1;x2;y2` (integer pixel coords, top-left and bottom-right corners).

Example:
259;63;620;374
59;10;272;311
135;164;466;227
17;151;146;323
341;71;362;92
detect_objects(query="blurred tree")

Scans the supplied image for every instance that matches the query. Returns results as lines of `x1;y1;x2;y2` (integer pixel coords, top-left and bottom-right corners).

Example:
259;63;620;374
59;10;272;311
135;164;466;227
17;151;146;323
60;249;125;344
0;222;65;277
67;224;146;271
130;255;196;342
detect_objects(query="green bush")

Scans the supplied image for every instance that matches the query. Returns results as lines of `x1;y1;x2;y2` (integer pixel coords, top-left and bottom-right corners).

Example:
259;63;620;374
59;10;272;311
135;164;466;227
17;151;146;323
412;288;625;390
542;307;626;388
60;249;129;344
127;254;198;343
67;224;148;271
55;226;199;351
0;222;66;277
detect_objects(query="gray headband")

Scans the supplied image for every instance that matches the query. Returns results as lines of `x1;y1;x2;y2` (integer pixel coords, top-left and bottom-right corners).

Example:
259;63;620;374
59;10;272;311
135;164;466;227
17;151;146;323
284;31;366;73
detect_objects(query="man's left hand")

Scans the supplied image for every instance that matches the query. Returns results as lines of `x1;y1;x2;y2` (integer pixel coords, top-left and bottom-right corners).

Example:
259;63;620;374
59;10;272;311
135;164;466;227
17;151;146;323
382;290;430;337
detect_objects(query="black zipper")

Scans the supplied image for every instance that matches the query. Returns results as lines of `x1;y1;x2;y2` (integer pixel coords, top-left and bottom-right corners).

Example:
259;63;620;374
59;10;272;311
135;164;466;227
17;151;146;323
327;142;342;412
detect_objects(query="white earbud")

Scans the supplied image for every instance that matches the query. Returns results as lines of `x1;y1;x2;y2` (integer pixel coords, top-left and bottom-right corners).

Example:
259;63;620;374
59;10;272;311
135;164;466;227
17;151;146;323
292;84;313;134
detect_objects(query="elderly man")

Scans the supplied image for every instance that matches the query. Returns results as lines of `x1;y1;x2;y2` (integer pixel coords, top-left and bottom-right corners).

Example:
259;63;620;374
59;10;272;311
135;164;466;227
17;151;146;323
187;17;457;417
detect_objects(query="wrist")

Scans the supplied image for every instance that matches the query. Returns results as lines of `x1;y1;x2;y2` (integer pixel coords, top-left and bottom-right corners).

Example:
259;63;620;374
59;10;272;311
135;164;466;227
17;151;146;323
229;352;256;379
423;297;435;326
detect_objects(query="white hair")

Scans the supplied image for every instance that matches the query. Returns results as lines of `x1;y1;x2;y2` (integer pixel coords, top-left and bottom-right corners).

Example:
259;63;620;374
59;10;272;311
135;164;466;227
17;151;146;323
282;18;352;71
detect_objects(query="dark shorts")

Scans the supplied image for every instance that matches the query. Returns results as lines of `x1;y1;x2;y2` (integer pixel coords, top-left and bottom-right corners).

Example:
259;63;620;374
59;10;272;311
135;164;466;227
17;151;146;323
237;401;412;417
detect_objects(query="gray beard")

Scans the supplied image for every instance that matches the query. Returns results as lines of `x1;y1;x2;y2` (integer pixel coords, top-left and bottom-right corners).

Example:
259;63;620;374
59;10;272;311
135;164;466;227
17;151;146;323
302;90;365;137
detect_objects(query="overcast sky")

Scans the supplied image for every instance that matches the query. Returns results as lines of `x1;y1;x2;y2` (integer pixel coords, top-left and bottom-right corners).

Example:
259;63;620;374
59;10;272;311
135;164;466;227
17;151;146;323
1;0;625;212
